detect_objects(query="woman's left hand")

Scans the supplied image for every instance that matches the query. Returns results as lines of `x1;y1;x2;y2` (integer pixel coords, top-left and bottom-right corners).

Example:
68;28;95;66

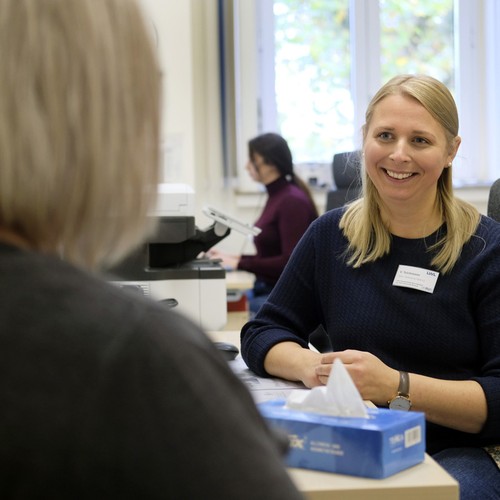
315;349;399;407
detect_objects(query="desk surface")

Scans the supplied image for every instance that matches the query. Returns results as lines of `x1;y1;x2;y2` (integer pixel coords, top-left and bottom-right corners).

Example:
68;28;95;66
225;270;255;290
208;330;459;500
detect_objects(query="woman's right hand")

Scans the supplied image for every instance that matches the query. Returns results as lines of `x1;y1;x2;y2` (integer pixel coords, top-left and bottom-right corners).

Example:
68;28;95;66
264;341;325;388
206;249;240;270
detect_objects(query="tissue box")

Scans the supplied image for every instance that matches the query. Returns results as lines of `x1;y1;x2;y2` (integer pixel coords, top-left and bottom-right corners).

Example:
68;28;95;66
259;400;425;479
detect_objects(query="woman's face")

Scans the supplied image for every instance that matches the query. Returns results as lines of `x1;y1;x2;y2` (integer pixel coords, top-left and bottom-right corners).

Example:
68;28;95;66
245;152;265;182
363;94;459;210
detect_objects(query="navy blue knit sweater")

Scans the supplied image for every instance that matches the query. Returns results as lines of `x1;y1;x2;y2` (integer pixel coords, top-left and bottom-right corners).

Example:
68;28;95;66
241;208;500;454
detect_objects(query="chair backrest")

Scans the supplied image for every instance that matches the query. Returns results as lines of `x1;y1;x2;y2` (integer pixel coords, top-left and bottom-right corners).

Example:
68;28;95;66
488;179;500;222
325;150;362;211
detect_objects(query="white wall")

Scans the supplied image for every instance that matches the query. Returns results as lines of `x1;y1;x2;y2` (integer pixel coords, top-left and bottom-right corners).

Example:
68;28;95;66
140;0;196;186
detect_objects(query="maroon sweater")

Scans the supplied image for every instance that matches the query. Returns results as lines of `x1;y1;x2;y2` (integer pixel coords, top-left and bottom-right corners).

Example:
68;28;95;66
238;176;317;286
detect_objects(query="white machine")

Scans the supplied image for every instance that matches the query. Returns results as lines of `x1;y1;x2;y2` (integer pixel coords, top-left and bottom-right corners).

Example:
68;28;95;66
114;259;228;332
107;184;259;331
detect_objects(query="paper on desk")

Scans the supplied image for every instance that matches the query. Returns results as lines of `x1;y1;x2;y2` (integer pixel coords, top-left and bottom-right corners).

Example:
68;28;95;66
229;357;305;403
286;358;368;418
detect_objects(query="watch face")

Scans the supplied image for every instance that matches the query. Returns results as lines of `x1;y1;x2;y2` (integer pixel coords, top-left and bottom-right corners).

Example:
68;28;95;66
389;396;411;411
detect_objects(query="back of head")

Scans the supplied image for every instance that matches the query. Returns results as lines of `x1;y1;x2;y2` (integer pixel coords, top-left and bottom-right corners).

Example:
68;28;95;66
248;133;293;177
0;0;161;269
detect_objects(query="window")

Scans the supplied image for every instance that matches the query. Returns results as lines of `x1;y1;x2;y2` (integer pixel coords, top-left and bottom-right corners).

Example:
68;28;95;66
269;0;456;167
273;0;353;164
379;1;454;87
225;0;500;188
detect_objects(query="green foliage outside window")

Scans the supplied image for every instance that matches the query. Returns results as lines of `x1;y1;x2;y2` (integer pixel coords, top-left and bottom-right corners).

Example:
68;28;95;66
380;0;454;88
274;0;351;163
274;0;454;164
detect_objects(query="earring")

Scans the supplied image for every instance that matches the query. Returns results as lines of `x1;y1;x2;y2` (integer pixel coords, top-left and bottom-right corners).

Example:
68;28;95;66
447;162;452;168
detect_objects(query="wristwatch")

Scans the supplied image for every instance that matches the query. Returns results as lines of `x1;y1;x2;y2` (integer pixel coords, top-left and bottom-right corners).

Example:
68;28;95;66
388;371;412;411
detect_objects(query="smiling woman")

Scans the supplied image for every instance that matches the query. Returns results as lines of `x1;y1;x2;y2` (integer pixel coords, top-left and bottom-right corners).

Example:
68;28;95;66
240;74;500;499
341;74;475;274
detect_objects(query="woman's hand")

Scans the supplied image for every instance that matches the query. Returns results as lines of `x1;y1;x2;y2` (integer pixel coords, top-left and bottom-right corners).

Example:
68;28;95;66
316;350;400;406
266;344;488;433
264;344;398;396
206;249;240;270
264;342;325;388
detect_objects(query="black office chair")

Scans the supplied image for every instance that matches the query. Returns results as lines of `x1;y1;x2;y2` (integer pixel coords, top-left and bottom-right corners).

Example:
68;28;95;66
487;179;500;222
325;150;362;211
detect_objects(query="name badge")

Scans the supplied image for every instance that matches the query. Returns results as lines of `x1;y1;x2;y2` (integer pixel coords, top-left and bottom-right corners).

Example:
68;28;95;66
393;265;439;294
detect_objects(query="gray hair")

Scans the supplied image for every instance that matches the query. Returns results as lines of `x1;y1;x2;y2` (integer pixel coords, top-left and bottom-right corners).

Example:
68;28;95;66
0;0;161;269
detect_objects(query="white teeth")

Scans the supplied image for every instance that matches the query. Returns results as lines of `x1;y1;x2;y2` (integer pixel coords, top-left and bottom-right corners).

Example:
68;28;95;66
386;169;413;180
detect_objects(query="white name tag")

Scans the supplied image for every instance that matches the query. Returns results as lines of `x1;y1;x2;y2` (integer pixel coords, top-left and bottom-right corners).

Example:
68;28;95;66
393;265;439;294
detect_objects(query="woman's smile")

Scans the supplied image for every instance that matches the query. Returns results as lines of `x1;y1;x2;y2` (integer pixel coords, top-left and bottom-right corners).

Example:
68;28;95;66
383;168;416;180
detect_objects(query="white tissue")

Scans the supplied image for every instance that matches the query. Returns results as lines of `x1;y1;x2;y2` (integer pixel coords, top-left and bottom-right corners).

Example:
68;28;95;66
286;358;369;418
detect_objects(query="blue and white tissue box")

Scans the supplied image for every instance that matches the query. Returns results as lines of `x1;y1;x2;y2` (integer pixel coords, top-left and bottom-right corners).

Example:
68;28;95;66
259;399;426;479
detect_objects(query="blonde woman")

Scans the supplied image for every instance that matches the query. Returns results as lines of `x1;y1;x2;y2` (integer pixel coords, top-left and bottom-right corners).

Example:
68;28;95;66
242;74;500;498
0;1;302;498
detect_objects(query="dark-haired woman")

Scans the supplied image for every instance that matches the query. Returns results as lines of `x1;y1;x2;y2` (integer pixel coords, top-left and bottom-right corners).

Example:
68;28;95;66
209;132;318;316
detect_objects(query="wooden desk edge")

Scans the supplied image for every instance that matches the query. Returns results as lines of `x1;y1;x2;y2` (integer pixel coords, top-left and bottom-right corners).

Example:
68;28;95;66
288;454;458;499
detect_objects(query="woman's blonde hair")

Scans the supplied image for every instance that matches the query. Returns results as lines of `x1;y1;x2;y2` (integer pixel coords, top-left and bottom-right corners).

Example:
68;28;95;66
340;74;480;274
0;0;161;269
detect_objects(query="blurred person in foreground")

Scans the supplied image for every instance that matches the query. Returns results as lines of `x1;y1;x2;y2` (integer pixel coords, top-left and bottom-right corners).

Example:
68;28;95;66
0;1;302;498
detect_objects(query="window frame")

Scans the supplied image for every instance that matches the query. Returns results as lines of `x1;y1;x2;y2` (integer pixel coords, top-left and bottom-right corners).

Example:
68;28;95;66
227;0;500;190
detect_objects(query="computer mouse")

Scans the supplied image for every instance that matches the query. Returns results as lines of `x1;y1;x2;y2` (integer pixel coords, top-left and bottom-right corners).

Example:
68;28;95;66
213;341;239;361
